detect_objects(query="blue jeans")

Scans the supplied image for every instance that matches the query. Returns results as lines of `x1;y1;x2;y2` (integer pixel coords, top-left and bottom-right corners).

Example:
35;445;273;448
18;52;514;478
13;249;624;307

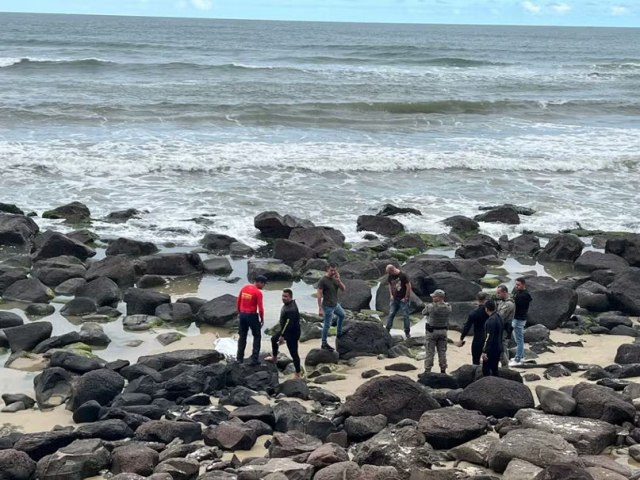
512;319;526;362
321;304;346;343
386;298;410;335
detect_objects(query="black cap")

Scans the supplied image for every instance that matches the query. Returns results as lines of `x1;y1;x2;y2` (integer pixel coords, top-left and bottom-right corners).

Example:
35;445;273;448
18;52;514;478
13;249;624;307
255;275;268;284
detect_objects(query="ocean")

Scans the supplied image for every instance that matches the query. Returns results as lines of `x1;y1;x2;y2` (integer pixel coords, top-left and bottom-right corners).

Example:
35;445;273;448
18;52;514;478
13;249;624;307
1;13;639;246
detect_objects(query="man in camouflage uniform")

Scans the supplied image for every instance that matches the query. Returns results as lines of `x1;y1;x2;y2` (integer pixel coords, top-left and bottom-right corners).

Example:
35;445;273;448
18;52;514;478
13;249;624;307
423;289;451;374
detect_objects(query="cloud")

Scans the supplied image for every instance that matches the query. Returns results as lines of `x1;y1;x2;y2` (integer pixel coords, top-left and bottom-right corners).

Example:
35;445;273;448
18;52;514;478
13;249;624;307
191;0;213;10
551;2;572;14
522;1;541;14
610;5;629;16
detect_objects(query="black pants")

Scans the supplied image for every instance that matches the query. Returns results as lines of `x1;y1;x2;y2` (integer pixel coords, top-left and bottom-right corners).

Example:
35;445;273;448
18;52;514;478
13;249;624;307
237;313;261;363
482;350;500;377
471;339;484;366
271;333;301;373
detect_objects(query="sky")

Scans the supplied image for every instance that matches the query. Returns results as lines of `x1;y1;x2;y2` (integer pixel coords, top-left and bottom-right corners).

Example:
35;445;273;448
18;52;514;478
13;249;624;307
0;0;638;27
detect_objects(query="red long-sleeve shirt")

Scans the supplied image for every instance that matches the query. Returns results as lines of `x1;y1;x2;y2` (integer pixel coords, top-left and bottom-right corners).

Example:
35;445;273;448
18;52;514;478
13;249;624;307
237;284;264;320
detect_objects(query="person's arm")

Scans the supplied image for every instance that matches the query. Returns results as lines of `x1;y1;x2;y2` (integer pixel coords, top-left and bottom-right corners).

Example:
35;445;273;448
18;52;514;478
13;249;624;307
505;301;515;320
483;319;496;353
460;310;475;341
257;289;265;325
404;281;412;302
317;285;324;315
445;302;452;312
387;277;394;298
281;304;300;338
335;271;346;291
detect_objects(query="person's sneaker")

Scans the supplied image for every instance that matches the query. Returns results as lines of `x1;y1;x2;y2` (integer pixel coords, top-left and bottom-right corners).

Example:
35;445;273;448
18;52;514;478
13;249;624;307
405;332;411;339
321;342;335;352
508;359;521;367
440;368;447;374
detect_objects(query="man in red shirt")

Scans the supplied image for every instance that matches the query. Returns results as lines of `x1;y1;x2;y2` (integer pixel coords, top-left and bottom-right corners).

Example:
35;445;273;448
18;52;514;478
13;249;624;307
236;275;267;365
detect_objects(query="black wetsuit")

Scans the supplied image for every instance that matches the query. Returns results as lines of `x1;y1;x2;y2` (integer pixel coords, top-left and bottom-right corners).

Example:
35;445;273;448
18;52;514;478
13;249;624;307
270;300;301;373
460;304;489;365
482;312;504;377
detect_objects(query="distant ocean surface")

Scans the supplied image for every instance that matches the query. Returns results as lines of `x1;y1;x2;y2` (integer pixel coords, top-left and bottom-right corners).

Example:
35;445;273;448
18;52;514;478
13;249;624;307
1;13;639;246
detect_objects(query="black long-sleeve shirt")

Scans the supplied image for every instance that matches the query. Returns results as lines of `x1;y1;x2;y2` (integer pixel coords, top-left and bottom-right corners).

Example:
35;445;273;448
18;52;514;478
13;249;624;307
461;305;489;342
278;300;301;341
483;312;504;354
514;289;533;320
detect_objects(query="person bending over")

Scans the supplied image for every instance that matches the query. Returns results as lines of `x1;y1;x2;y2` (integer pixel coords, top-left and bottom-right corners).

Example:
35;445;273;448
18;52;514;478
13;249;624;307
266;288;302;378
456;292;488;365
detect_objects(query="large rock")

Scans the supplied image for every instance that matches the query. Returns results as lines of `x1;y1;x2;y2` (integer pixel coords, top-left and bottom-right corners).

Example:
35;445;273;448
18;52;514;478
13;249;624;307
76;276;122;308
535;386;576;416
339;261;380;281
0;449;37;480
203;421;257;450
421;272;481;302
0;311;24;328
338;279;372;311
515;409;616;455
342;375;439;423
32;232;95;262
2;278;52;304
60;297;97;317
124;288;171;316
527;287;578;329
68;369;125;411
455;234;500;259
487;428;579;473
503;234;541;257
237;458;314;480
0;213;39;247
202;257;233;276
111;445;159;476
289;226;345;255
449;435;498;466
42;201;90;223
572;383;635;425
3;321;52;352
37;438;110;479
344;415;388;442
532;464;595;480
0;270;28;296
155;302;193;323
33;256;86;287
609;268;640;314
273;238;316;264
254;211;314;238
134;420;202;444
575;251;629;273
615;343;640;364
537;234;584;263
34;367;73;409
605;234;640;267
417;407;488;449
442;216;479;237
304;348;340;367
247;259;293;281
459;376;534;418
474;205;520;224
307;443;349;469
106;237;158;257
136;349;224;371
137;253;203;276
336;320;392;359
86;255;138;288
13;430;78;461
50;351;104;373
356;215;404;237
196;294;237;326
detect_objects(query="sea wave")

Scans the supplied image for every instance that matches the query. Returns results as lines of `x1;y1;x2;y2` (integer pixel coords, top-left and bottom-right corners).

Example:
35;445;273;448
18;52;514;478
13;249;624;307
0;57;113;69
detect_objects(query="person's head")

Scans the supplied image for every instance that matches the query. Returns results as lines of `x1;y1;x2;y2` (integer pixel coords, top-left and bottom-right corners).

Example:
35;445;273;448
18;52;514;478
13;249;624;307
430;289;445;303
254;275;268;289
496;285;509;299
385;264;400;276
282;288;293;304
485;299;496;314
476;292;488;305
515;277;526;291
326;263;339;277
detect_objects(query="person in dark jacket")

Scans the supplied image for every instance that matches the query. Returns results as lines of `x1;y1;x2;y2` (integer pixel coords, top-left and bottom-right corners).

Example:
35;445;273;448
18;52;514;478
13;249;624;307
265;289;302;377
456;292;488;365
482;299;504;377
511;277;533;365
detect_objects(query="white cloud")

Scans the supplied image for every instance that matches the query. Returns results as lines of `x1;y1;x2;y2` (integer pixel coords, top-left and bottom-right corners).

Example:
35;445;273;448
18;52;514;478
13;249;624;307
522;1;541;14
611;5;629;16
191;0;213;10
551;2;572;14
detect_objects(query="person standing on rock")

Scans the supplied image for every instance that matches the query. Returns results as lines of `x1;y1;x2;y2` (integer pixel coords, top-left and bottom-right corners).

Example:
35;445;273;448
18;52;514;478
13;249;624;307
384;264;412;339
511;277;533;366
317;263;346;351
496;284;515;367
236;275;267;366
265;288;302;378
456;292;488;365
423;289;451;374
482;299;503;377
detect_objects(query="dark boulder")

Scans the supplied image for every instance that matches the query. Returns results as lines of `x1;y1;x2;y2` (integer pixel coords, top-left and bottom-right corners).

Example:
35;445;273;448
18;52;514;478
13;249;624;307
535;386;576;416
200;233;237;253
75;419;134;441
615;343;640;364
106;237;158;256
417;407;489;449
344;414;388;442
0;448;36;480
124;288;170;316
474;206;520;224
289;226;345;255
605;234;640;267
137;253;204;276
50;351;104;374
247;259;294;281
377;204;422;217
33;255;86;287
155;302;193;323
136;275;166;288
60;297;98;316
537;234;585;263
3;321;52;352
575;251;629;272
338;279;372;311
254;211;314;238
2;278;52;304
572;382;635;425
42;201;90;223
0;311;24;328
32;232;95;262
134;420;202;444
304;348;340;367
442;215;479;237
136;349;224;371
202;256;233;276
502;234;541;257
104;208;141;223
532;464;595;480
86;255;138;288
609;268;640;315
422;271;481;301
228;404;275;427
527;287;578;329
0;213;39;247
273;238;316;264
54;277;86;296
339;261;380;281
356;215;404;237
336;320;392;360
459;376;534;418
455;234;500;259
342;375;439;423
196;294;238;326
13;430;78;461
68;369;125;411
34;367;73;409
76;276;122;308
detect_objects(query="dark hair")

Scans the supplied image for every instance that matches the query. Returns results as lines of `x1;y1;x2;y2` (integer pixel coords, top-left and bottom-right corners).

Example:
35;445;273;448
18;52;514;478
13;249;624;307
282;288;293;297
515;277;526;284
326;263;338;270
485;299;496;312
497;284;509;293
476;292;488;302
255;275;268;284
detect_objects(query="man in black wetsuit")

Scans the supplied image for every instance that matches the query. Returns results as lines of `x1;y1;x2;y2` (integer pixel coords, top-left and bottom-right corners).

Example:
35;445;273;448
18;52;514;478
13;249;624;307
482;299;503;377
265;288;302;378
456;292;488;365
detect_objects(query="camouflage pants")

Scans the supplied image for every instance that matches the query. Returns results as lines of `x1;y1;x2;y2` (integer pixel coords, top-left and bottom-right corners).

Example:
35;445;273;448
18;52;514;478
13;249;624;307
424;328;448;372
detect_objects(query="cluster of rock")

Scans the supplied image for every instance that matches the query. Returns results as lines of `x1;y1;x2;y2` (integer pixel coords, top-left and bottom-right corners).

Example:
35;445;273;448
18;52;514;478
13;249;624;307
3;343;640;480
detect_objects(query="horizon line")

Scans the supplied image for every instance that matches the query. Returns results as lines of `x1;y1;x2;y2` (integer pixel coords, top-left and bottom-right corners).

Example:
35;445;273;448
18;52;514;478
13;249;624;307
1;10;638;29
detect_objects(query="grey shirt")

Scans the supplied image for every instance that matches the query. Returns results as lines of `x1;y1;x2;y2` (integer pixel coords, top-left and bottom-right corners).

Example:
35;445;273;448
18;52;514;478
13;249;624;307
317;276;341;307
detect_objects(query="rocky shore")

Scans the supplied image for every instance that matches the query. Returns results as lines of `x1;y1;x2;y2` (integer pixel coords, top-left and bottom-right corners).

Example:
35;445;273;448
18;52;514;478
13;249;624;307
1;200;640;480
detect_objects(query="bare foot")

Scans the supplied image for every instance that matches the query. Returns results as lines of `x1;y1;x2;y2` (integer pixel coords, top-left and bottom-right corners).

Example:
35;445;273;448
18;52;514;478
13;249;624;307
264;356;277;363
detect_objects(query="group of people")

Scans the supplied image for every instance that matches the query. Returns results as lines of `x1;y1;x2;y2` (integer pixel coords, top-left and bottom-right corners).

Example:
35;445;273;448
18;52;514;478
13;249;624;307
234;262;532;379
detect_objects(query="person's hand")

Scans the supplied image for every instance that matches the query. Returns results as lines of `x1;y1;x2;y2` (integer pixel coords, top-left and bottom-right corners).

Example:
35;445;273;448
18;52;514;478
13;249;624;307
401;297;408;303
319;308;323;316
455;340;465;347
278;336;285;345
481;353;488;362
260;318;264;327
